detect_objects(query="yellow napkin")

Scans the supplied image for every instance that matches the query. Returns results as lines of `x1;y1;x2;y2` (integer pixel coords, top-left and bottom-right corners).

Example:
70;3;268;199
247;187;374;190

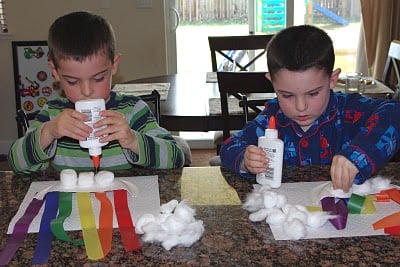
180;167;241;205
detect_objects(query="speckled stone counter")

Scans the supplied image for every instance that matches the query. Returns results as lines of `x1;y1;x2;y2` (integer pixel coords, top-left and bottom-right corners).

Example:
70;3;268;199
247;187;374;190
1;164;400;266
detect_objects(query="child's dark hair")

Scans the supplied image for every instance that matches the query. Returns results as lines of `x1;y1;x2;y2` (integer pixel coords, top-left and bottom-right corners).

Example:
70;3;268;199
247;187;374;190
48;11;116;68
267;25;335;80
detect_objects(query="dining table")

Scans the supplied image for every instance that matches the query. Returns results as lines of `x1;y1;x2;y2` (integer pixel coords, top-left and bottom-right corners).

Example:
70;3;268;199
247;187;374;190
1;163;399;266
123;73;395;133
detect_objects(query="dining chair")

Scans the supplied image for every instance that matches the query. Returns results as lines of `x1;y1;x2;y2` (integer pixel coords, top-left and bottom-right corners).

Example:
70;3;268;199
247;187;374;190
208;34;274;72
217;71;274;141
16;109;39;138
208;71;274;166
382;40;400;100
15;90;192;166
238;96;268;123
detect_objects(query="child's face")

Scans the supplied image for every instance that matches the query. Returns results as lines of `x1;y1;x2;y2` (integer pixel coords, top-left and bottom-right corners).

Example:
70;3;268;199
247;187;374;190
269;67;340;132
49;52;120;103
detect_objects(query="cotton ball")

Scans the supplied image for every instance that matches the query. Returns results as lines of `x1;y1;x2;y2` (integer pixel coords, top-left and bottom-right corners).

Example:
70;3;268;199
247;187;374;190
329;184;352;198
162;220;205;250
60;169;78;188
160;215;186;234
156;213;172;224
135;213;156;234
286;206;308;224
281;204;293;214
243;192;265;212
257;184;272;193
249;208;269;222
78;172;94;187
352;180;372;195
94;170;114;186
307;211;336;228
283;218;307;240
275;193;287;208
266;209;287;225
160;199;179;214
142;222;169;243
294;205;308;213
174;201;196;223
161;236;180;251
263;191;278;209
370;176;392;190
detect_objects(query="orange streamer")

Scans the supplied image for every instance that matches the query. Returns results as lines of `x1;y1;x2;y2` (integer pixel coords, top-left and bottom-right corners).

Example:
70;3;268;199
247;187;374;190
384;188;400;205
372;211;400;230
95;192;113;256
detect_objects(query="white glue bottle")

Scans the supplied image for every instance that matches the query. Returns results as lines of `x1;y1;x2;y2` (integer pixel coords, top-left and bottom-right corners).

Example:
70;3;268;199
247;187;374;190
256;115;284;188
75;99;108;171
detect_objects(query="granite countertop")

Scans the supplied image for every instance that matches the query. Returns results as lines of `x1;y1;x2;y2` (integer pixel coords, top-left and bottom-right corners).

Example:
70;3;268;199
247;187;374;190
1;164;399;266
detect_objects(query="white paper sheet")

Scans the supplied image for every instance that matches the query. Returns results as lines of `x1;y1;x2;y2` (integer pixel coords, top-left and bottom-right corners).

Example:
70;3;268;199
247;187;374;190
7;176;160;234
269;181;398;240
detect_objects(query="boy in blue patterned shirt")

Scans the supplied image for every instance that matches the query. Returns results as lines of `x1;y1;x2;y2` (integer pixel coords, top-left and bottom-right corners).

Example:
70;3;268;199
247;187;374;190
220;25;400;192
8;11;184;174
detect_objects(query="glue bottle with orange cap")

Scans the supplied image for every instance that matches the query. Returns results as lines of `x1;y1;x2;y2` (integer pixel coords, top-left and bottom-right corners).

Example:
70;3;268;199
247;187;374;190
75;98;108;172
256;115;284;188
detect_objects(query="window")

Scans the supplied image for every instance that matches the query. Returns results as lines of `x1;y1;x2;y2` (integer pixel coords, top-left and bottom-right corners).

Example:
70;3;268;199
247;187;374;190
0;1;8;33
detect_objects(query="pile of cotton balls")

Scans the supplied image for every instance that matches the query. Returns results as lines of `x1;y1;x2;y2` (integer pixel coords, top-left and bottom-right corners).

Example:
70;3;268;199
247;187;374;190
135;200;204;250
60;169;115;188
243;184;336;240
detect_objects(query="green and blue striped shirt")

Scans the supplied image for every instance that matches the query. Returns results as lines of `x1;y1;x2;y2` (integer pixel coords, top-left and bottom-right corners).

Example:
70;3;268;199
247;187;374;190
9;92;184;175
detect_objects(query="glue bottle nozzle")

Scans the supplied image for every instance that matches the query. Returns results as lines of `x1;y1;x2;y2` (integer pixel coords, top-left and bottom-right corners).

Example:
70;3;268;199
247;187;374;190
268;115;276;129
92;155;100;173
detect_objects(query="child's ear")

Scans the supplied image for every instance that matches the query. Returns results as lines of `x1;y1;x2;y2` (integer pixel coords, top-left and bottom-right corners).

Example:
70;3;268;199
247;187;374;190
265;72;272;81
48;60;60;81
330;68;341;89
111;53;121;75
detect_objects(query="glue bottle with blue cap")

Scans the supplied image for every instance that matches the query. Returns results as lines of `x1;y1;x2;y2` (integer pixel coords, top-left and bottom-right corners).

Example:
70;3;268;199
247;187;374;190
256;115;284;188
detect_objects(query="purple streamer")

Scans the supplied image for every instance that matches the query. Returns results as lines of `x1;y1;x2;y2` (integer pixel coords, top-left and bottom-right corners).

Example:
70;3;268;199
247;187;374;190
321;197;348;230
0;198;44;265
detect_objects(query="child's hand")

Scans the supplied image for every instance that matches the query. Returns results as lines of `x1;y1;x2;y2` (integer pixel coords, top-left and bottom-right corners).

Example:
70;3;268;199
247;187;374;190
41;109;92;148
242;145;269;174
94;110;139;153
330;155;359;192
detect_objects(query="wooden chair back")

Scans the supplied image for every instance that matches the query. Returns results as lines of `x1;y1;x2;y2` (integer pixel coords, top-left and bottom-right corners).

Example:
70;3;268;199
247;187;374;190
208;34;274;72
217;71;274;140
382;40;400;99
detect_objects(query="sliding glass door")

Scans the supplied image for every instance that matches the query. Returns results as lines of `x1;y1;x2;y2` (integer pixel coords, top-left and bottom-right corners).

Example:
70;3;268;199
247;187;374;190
165;0;362;75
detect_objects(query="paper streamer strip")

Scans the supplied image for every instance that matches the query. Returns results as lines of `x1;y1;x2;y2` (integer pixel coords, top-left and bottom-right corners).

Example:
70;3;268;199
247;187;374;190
346;194;375;214
77;192;104;260
95;192;113;256
114;189;142;251
384;225;400;235
320;197;348;230
384;188;400;204
373;212;400;230
32;191;59;264
50;192;84;245
0;198;43;265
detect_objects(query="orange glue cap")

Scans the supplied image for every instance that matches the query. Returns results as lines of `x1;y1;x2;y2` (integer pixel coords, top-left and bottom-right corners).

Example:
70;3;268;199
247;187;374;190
92;155;100;169
268;115;276;129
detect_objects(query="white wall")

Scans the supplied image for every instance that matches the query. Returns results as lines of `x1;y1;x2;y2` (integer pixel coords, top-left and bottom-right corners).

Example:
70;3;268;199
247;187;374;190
0;1;168;154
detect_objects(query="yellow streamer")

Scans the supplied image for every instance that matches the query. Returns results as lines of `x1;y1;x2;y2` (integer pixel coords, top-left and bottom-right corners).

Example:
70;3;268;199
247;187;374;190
361;195;376;214
76;192;104;260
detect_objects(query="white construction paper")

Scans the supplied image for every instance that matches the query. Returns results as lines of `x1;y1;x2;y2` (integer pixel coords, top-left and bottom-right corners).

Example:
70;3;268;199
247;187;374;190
270;181;399;240
7;176;160;234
